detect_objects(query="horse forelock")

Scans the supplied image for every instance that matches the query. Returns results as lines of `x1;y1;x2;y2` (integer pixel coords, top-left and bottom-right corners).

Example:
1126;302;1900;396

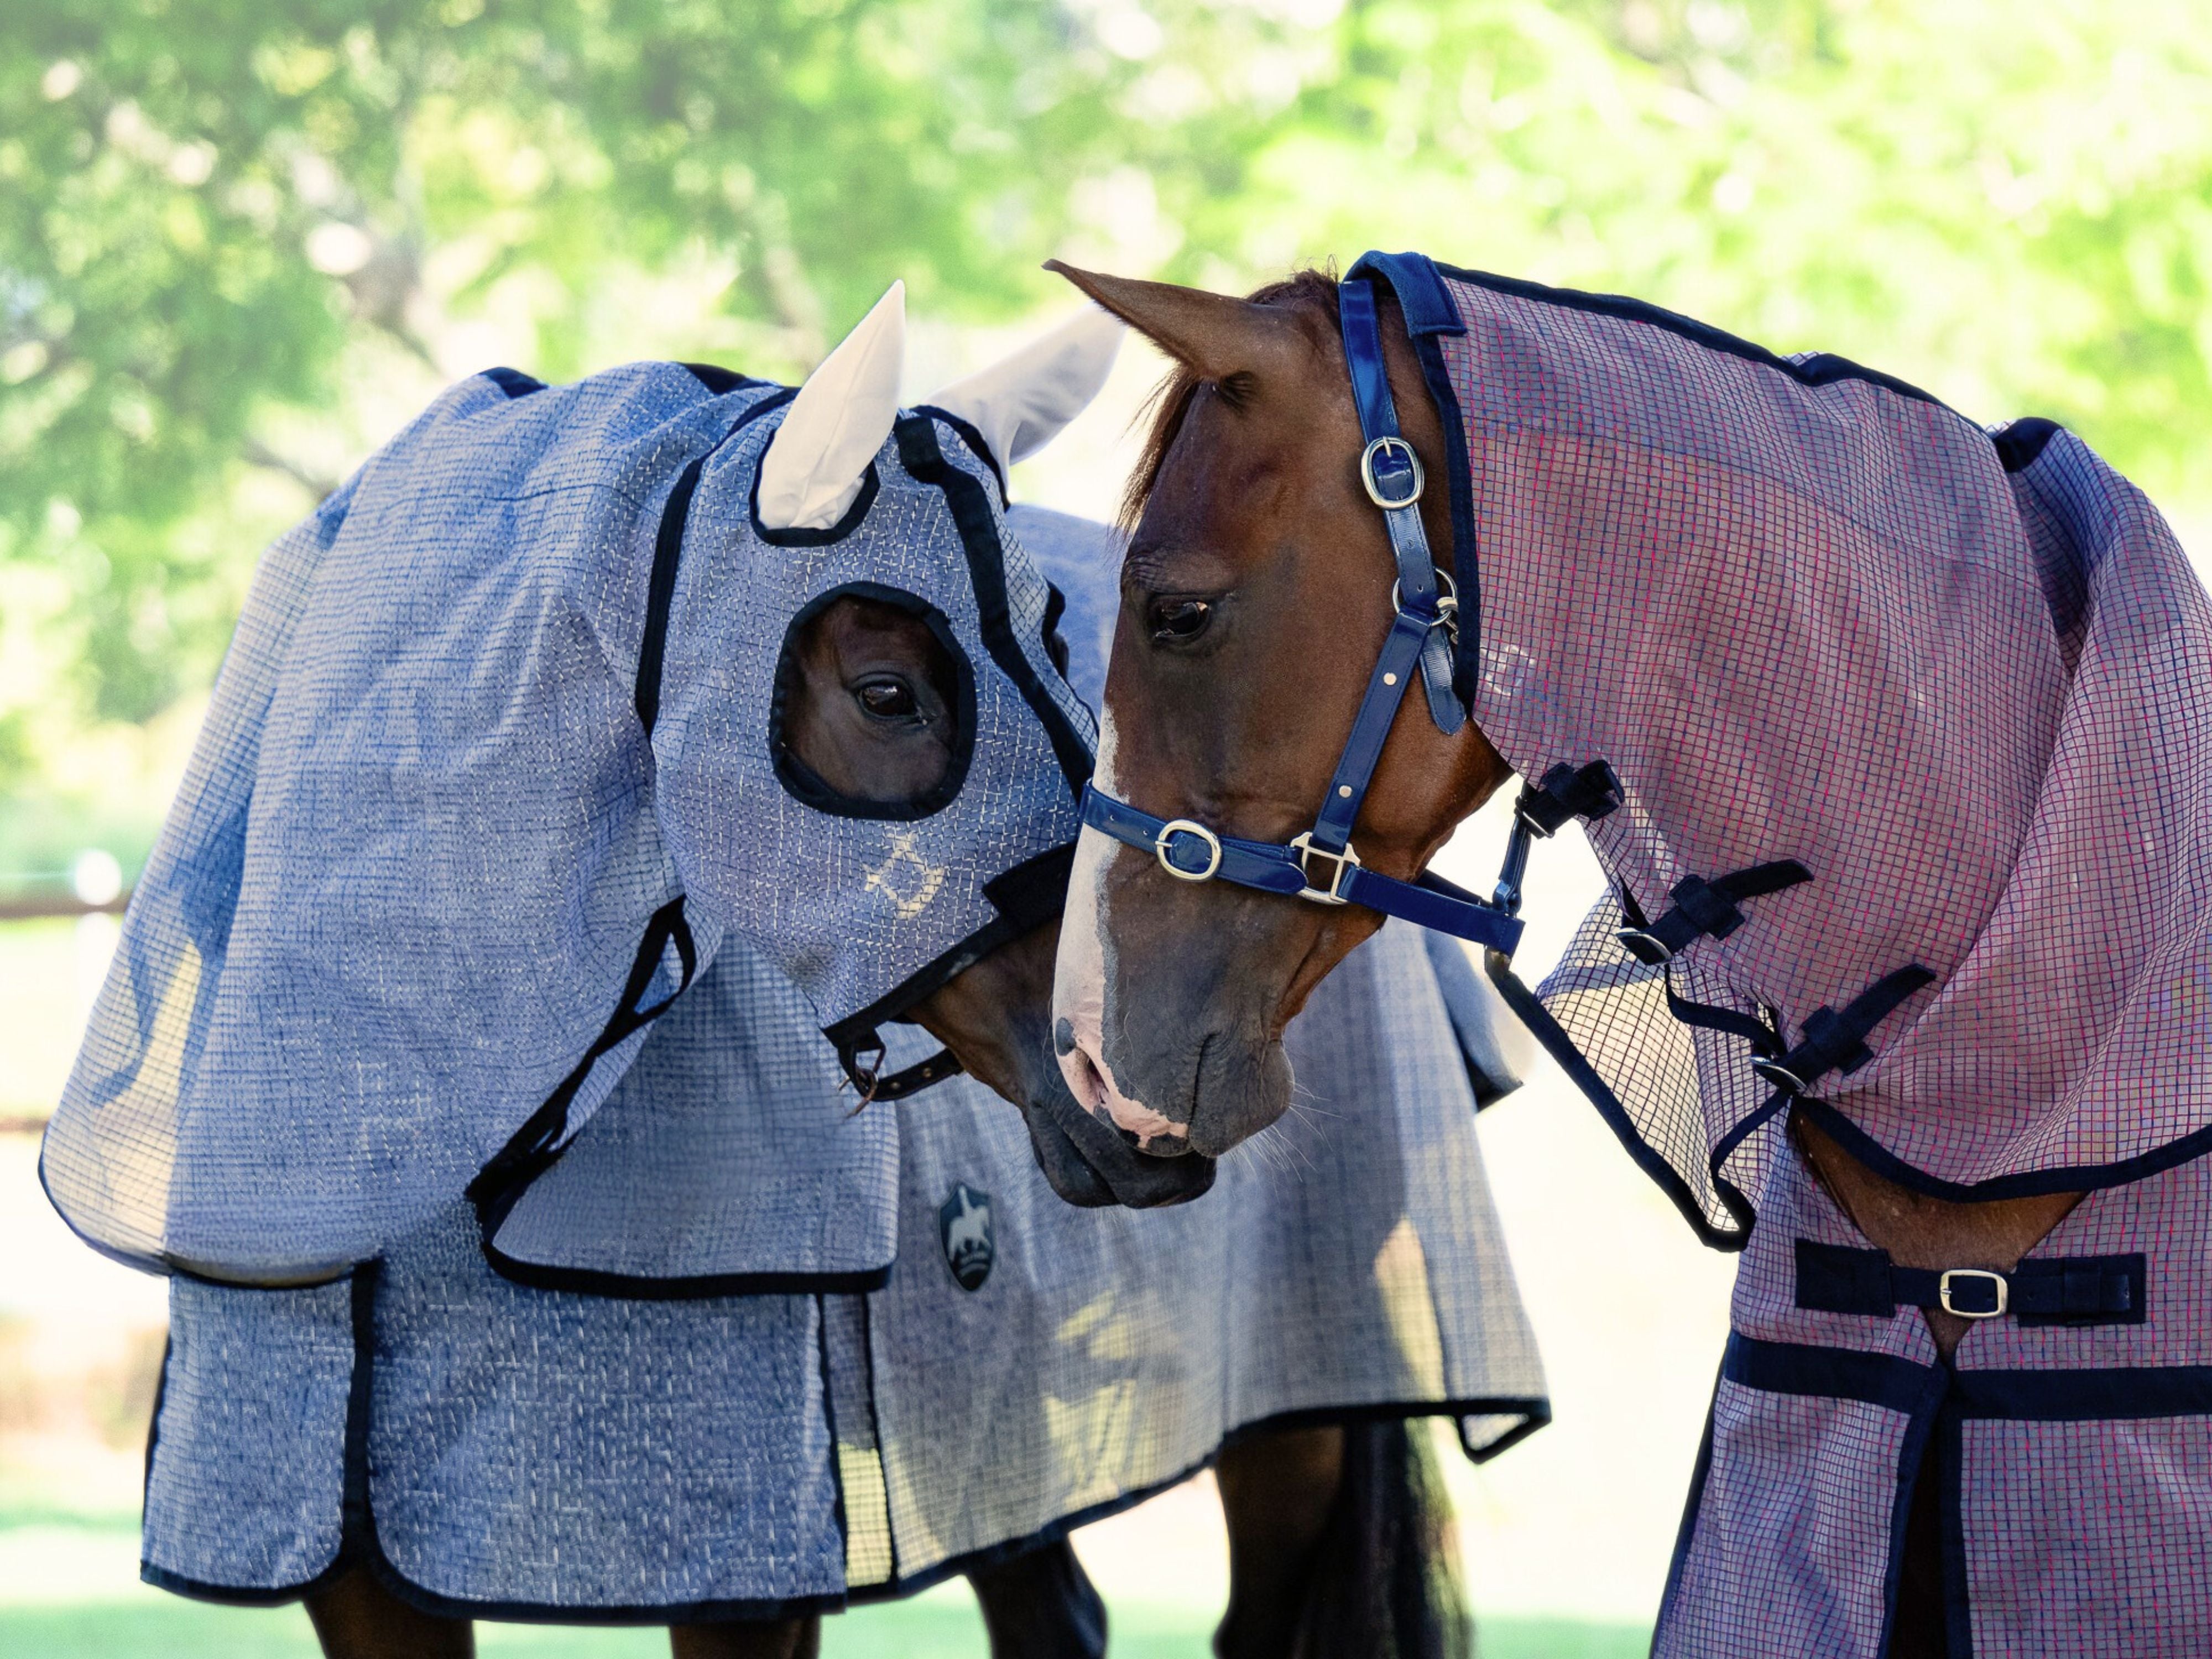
1118;267;1344;533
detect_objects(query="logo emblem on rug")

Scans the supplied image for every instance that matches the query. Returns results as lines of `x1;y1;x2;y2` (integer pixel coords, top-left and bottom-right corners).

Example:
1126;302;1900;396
938;1182;994;1292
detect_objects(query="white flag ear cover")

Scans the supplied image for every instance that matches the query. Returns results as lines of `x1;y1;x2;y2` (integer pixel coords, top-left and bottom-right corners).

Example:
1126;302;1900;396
755;281;906;531
925;307;1123;476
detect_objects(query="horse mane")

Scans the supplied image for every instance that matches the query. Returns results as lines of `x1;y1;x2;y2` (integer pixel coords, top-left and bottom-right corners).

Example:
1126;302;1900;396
1118;267;1343;531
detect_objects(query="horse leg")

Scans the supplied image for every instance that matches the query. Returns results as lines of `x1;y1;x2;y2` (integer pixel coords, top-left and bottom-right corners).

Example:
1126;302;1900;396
1215;1425;1343;1659
303;1563;474;1658
1215;1420;1472;1659
1792;1115;2083;1659
668;1615;822;1658
966;1536;1109;1659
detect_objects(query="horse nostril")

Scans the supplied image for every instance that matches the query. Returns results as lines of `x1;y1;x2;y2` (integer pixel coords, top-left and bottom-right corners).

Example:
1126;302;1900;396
1054;1016;1078;1058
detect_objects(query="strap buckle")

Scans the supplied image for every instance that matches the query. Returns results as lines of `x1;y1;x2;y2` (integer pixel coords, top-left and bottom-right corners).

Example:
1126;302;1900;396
1290;832;1360;904
1939;1268;2009;1319
1155;818;1224;883
1615;927;1674;966
1359;436;1424;510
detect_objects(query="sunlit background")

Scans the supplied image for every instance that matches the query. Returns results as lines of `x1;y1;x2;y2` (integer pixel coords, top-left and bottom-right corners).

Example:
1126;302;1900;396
3;1;2208;1652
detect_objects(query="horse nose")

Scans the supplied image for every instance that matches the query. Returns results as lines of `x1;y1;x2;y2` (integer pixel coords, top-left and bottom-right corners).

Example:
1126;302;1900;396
1056;1025;1191;1147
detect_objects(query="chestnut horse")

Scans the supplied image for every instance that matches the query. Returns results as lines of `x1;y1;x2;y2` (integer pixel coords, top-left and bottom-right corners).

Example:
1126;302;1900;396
1042;260;2090;1653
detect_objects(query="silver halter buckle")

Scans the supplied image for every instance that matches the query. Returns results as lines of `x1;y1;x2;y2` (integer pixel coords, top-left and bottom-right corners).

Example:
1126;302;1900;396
1360;436;1425;510
1155;818;1224;883
1290;832;1360;904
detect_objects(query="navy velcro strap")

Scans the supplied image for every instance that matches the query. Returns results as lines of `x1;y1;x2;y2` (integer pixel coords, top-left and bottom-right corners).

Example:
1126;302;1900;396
1751;964;1934;1094
1516;760;1624;837
1663;979;1785;1057
1796;1240;2146;1326
1616;859;1812;965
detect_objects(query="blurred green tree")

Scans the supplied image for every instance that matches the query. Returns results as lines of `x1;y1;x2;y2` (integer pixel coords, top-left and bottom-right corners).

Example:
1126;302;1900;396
2;0;2207;863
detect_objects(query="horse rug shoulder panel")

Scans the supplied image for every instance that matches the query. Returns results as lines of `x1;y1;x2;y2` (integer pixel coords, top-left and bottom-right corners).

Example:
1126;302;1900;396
41;366;759;1283
1410;257;2212;1217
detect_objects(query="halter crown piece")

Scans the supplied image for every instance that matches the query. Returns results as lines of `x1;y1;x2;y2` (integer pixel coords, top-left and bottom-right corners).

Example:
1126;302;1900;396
1079;275;1547;957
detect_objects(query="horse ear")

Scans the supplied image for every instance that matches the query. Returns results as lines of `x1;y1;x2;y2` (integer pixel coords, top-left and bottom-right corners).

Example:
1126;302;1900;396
926;307;1123;471
1043;260;1306;390
757;281;905;531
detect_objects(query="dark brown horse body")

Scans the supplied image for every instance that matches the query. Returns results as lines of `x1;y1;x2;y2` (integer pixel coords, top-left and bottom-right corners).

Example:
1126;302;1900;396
304;588;1472;1659
1042;261;2086;1649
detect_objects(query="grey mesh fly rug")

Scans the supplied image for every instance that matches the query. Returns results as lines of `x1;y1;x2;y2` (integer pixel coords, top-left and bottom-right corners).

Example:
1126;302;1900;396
1332;253;2212;1657
123;451;1548;1614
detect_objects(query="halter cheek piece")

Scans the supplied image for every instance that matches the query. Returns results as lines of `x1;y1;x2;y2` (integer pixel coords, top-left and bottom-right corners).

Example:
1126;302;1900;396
1081;275;1566;957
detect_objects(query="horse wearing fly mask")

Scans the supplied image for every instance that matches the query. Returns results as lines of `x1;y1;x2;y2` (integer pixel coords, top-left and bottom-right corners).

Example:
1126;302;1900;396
76;287;1547;1659
1048;251;2212;1656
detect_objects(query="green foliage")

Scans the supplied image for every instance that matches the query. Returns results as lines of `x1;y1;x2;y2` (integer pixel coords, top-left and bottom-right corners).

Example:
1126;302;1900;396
2;0;2207;833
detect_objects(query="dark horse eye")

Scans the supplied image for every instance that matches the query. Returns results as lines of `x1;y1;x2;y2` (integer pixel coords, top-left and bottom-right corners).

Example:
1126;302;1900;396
1149;597;1213;644
854;677;921;720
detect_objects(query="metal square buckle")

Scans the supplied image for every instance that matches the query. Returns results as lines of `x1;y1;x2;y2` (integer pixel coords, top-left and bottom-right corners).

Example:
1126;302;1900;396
1289;832;1359;904
1938;1268;2009;1319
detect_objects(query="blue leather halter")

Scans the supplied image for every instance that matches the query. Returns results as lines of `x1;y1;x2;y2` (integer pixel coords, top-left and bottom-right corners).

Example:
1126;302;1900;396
1078;271;1570;957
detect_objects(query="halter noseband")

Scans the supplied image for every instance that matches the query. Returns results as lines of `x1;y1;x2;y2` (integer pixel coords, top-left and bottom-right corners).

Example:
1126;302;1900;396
1079;275;1607;956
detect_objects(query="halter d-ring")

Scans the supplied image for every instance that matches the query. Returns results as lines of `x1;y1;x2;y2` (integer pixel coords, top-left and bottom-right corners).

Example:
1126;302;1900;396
1360;436;1425;510
1390;567;1458;633
1155;818;1224;882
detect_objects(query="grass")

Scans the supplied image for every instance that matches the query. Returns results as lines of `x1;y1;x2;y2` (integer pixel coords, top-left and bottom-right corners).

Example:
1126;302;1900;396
0;1597;1652;1657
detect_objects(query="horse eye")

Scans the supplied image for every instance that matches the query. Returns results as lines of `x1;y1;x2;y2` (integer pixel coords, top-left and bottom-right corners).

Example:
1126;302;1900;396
1149;598;1213;644
854;677;921;720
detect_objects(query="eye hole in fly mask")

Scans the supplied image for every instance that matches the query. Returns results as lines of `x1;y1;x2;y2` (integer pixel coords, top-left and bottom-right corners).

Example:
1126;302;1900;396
769;581;978;820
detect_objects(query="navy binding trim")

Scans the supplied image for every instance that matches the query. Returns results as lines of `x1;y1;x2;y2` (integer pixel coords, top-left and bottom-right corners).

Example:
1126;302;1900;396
1991;417;2060;473
1484;952;1753;1251
679;362;761;395
636;385;796;735
767;581;979;823
466;896;699;1239
910;403;1008;506
478;1253;893;1301
1726;1332;2212;1421
482;366;545;398
894;412;1091;796
1424;259;1955;413
1721;1332;1940;1414
1797;1089;2212;1204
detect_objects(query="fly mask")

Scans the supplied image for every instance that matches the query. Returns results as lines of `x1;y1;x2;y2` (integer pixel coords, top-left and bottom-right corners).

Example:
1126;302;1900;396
43;288;1126;1284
